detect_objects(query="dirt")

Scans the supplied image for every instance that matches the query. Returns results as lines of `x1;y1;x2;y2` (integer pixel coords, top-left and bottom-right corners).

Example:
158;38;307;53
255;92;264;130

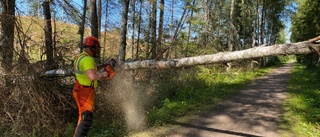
129;62;294;137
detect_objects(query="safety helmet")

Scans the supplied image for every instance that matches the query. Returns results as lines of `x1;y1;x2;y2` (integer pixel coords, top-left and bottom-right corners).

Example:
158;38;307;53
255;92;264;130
83;36;100;52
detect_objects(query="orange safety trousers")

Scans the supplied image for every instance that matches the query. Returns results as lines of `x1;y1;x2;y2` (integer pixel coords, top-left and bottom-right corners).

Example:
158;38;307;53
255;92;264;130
72;80;95;124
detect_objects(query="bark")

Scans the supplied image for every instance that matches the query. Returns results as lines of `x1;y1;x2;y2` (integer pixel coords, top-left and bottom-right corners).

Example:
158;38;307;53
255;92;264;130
90;0;98;38
145;2;151;59
42;1;54;70
90;0;100;62
0;0;15;72
118;0;130;63
151;0;157;59
157;0;164;59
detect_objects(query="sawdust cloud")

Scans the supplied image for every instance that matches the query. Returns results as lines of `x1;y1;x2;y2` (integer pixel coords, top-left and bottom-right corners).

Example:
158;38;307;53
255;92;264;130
105;72;155;131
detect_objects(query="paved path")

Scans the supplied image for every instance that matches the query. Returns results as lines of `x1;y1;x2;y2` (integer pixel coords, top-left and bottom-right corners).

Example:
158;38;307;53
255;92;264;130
131;63;294;137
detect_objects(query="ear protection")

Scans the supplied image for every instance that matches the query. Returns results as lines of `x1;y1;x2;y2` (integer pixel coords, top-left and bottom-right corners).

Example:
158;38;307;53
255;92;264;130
90;40;99;52
90;46;97;52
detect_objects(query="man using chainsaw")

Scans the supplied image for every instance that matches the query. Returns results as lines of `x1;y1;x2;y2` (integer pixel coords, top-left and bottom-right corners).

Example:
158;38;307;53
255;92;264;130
72;36;115;137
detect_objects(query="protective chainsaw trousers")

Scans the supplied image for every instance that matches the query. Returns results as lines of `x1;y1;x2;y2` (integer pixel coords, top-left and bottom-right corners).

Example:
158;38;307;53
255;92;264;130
73;80;95;137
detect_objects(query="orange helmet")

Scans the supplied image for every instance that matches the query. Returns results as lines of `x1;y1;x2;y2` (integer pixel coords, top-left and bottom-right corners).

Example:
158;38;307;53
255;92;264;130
83;36;100;52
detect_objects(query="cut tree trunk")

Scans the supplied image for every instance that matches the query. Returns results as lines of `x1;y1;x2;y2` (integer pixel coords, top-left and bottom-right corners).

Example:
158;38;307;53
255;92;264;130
122;36;320;70
42;36;320;77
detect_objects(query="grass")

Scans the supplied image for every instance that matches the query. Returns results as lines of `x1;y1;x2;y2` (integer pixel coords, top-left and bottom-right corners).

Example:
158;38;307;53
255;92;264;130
281;63;320;137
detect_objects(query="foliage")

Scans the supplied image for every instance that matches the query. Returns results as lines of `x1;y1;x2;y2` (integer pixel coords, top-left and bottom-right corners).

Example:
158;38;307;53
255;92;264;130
281;63;320;136
290;0;320;66
290;0;320;42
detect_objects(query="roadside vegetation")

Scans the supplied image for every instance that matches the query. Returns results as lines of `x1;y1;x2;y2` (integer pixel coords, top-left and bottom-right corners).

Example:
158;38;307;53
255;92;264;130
281;63;320;136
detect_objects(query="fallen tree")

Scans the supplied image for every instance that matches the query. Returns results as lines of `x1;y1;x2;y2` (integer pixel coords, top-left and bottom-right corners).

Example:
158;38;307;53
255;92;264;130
42;36;320;77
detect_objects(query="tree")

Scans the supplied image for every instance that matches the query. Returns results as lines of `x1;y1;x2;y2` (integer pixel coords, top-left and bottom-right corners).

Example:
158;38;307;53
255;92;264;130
90;0;98;38
228;0;236;51
118;0;130;63
291;0;320;42
0;0;15;85
150;0;157;59
43;1;54;70
135;0;143;60
291;0;320;66
79;0;87;52
130;0;136;59
157;0;164;59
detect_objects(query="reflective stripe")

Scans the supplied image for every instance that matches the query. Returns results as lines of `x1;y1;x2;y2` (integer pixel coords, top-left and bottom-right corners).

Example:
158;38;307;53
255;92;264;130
75;55;87;74
74;53;88;74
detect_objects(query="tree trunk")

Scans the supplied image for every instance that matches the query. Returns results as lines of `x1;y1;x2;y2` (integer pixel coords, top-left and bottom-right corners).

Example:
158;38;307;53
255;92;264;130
146;1;151;59
102;0;109;60
228;0;235;51
90;0;98;38
122;37;320;70
136;0;142;60
79;0;87;52
0;0;15;86
90;0;100;62
151;0;157;59
130;0;136;59
186;0;196;57
157;0;164;59
118;0;130;63
259;0;266;67
97;0;101;38
42;1;54;70
42;36;320;77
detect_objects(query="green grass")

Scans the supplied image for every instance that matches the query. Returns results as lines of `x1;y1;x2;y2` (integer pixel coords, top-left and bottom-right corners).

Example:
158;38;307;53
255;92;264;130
281;63;320;136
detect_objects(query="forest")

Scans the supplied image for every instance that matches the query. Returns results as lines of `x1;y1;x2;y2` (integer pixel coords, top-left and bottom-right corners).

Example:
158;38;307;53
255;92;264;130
0;0;319;136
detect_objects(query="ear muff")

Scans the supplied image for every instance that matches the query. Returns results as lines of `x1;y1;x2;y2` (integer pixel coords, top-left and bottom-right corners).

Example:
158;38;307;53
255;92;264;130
90;46;96;52
90;40;99;52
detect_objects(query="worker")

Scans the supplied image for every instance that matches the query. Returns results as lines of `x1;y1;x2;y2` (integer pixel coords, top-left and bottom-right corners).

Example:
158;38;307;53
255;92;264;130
72;36;115;137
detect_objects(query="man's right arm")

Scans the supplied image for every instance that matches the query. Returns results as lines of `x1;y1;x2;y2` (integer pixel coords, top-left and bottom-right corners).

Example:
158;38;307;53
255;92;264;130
86;69;108;81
